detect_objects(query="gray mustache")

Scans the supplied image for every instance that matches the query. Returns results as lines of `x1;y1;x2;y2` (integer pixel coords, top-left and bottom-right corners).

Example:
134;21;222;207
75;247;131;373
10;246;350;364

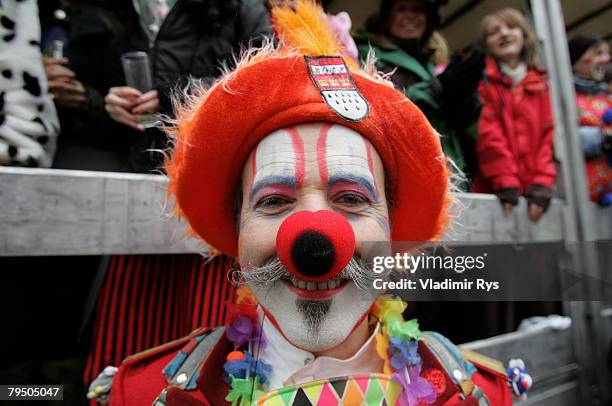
232;256;386;293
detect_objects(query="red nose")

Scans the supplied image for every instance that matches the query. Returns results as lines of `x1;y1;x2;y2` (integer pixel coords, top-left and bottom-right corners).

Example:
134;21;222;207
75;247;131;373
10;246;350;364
276;210;356;281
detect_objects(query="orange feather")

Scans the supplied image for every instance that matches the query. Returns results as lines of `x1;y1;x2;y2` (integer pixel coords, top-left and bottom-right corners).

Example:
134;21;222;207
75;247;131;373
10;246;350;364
271;0;344;58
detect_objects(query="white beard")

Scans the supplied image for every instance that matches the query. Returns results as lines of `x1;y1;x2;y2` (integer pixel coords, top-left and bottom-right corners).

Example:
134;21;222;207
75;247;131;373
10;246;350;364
250;280;377;351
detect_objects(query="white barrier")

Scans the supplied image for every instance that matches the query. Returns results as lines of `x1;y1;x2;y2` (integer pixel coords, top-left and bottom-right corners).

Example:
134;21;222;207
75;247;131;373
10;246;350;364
0;167;608;256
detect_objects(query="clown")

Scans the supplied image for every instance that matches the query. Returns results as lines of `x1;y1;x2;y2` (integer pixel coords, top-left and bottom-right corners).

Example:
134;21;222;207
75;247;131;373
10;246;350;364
94;2;520;405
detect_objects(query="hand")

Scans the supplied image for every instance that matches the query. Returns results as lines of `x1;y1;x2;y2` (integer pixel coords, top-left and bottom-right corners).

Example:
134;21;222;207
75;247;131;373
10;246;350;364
578;126;603;158
131;90;159;115
44;57;88;108
502;203;514;214
438;50;486;96
495;187;519;214
525;184;553;222
44;57;73;82
104;86;144;131
528;203;544;222
436;50;485;127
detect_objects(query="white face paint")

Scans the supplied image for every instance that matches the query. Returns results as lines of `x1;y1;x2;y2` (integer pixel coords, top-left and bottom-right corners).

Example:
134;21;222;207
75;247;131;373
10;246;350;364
322;124;380;205
249;128;303;201
239;122;390;351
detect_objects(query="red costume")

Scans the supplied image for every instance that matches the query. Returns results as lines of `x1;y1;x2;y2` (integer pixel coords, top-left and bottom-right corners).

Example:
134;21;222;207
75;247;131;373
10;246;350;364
575;90;612;202
473;57;556;194
108;327;512;405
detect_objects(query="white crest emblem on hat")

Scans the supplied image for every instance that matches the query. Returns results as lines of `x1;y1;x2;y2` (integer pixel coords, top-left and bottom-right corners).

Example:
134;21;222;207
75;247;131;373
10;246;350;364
305;56;370;122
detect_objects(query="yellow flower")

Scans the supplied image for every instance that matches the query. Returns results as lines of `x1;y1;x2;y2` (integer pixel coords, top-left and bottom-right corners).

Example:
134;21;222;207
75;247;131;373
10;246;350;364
375;332;393;375
235;286;257;305
373;295;407;321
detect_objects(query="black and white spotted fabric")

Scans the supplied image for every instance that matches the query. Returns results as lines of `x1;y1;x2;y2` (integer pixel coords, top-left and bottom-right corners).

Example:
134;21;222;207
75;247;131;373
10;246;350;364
0;0;59;167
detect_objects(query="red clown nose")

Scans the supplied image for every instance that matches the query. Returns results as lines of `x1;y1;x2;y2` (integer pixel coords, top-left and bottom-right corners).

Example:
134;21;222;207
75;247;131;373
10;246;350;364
276;210;356;282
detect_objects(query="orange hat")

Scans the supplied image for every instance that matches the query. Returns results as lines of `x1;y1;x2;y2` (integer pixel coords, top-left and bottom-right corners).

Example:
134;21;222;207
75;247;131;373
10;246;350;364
165;0;451;256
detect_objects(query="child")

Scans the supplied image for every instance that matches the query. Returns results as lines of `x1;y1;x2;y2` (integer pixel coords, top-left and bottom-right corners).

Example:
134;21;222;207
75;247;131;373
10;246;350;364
473;8;556;222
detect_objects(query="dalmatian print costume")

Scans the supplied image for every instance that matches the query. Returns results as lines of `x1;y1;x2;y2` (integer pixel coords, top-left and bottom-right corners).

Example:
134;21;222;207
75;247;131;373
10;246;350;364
0;0;59;167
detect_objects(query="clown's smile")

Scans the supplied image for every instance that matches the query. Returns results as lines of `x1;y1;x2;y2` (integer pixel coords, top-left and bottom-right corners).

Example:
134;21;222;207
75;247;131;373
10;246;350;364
252;277;376;350
286;276;349;299
237;122;391;351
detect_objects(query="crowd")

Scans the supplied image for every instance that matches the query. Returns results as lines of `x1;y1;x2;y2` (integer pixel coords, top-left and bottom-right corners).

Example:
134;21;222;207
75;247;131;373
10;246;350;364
0;0;610;403
1;0;610;207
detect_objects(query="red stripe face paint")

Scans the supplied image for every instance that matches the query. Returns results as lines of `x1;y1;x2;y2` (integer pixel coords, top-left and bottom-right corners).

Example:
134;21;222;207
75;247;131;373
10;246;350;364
286;127;305;187
364;139;380;197
249;147;257;195
316;123;332;184
322;124;379;202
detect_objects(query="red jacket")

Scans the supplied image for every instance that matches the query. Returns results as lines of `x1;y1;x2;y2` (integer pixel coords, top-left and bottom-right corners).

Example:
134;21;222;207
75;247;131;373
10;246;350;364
107;328;513;405
472;57;556;193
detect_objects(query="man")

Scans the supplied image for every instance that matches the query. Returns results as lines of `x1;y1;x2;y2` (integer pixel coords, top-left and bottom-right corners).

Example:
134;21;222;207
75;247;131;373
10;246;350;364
93;2;518;404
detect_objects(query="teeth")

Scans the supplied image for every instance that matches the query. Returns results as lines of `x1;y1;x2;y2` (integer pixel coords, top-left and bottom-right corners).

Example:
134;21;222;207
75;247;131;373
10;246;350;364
290;278;344;290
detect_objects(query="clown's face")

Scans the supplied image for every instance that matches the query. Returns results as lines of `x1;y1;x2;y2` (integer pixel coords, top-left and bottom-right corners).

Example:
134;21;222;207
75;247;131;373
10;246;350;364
238;122;390;351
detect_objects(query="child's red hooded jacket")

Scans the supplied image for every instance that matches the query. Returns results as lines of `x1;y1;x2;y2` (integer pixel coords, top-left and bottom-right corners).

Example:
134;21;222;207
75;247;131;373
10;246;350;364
472;57;556;193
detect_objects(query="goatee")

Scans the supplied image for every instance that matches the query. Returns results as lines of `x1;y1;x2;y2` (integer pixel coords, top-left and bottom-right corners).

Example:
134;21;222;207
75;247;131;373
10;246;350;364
296;299;331;336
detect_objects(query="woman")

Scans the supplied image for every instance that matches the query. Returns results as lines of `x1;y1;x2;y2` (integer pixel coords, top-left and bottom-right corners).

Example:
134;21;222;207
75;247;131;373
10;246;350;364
473;8;556;222
354;0;484;186
568;35;611;206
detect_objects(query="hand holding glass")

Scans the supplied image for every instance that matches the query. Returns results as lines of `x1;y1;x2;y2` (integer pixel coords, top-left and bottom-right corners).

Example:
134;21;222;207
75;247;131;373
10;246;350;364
121;52;158;128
